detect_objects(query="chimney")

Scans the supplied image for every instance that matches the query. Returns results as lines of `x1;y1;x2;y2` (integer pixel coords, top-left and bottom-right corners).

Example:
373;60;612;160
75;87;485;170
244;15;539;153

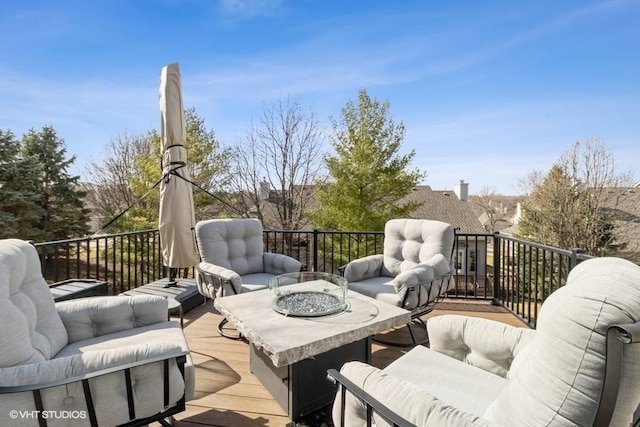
512;203;523;225
259;180;270;201
454;179;468;202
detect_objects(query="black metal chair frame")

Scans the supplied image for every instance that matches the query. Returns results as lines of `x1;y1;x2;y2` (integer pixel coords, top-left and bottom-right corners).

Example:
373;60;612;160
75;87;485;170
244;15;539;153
197;266;243;340
327;368;415;427
381;271;453;347
0;351;189;427
339;239;456;347
197;264;306;340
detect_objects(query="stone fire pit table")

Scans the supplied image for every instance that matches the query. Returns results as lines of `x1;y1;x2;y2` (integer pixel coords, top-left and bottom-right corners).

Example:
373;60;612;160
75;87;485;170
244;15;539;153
213;272;411;421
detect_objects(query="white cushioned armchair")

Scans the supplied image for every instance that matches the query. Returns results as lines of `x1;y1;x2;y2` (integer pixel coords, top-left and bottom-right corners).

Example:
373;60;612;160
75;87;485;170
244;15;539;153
330;257;640;427
0;239;195;427
343;219;455;345
195;218;303;337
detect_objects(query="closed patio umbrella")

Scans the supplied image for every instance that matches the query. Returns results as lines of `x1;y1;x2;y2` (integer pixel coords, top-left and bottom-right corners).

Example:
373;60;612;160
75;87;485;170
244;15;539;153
158;62;196;286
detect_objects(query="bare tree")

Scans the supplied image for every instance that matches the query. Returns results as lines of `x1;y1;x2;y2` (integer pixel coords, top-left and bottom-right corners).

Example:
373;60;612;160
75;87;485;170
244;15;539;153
86;109;233;232
228;98;326;230
472;186;509;232
517;139;636;257
84;132;153;232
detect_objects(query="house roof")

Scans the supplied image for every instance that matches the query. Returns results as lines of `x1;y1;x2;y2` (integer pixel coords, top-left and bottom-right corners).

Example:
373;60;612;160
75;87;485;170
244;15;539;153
402;186;486;233
236;183;487;233
605;187;640;262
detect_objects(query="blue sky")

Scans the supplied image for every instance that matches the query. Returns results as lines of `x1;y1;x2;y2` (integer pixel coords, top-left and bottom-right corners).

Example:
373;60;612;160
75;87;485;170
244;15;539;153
1;0;638;195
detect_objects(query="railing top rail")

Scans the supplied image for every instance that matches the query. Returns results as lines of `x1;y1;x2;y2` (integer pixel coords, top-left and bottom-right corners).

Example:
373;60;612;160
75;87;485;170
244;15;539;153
32;229;160;247
455;232;494;238
494;232;576;256
262;229;314;233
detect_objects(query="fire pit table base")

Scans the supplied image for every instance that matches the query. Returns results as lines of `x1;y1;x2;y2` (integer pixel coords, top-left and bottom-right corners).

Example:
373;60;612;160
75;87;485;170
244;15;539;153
249;338;370;420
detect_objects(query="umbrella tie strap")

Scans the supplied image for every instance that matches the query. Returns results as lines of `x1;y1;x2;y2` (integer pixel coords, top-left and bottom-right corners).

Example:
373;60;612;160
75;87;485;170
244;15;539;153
95;165;245;235
92;176;164;235
162;162;187;183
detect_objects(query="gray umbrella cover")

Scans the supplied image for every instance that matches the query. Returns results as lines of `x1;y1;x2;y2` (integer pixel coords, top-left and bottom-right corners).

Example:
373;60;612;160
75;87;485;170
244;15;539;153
159;63;197;268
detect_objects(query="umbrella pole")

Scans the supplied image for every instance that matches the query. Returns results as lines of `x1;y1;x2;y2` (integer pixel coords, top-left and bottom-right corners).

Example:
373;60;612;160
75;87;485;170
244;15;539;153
165;267;179;288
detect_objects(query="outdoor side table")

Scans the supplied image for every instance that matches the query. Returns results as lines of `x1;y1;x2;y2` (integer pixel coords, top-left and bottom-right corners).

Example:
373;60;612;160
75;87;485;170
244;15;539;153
49;279;109;302
167;296;184;328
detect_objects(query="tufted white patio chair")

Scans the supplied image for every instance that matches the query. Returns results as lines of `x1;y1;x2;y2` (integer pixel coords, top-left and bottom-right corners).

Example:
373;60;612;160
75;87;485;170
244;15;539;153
342;219;455;345
195;218;303;338
0;239;194;427
329;256;640;427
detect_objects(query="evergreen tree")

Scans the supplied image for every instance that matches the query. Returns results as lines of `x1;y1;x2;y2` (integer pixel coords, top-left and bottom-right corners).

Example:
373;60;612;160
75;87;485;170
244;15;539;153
21;126;90;241
309;89;424;231
0;130;44;239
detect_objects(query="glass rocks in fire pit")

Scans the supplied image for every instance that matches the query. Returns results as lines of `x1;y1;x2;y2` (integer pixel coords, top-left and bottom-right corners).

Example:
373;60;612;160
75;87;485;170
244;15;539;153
269;272;348;317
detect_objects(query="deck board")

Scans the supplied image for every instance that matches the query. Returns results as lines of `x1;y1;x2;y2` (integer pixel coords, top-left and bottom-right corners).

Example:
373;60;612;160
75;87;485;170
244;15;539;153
165;298;528;427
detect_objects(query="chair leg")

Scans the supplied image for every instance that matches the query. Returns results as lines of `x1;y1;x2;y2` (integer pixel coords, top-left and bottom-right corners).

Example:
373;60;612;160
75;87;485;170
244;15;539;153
158;415;175;426
372;318;429;348
204;295;243;340
409;317;429;346
217;318;243;340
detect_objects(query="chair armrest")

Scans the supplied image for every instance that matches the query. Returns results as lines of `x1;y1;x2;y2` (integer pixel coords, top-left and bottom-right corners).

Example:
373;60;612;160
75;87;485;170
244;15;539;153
0;343;185;391
393;264;436;310
328;368;413;427
393;254;453;310
613;321;640;343
263;252;302;275
198;261;242;297
428;315;535;378
329;362;497;427
56;295;169;343
0;345;189;427
343;255;384;282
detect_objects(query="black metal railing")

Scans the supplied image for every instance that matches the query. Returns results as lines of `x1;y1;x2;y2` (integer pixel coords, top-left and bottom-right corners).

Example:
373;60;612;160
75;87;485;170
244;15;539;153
33;229;182;295
34;228;598;327
492;234;592;327
262;229;387;274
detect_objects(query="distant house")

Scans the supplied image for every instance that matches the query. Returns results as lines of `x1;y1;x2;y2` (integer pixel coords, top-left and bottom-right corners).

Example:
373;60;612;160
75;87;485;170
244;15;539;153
607;185;640;263
404;183;485;233
240;180;492;291
402;181;488;292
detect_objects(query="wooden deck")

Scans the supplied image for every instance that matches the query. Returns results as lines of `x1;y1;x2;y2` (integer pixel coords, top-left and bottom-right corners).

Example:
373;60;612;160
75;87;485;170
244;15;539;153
167;299;529;427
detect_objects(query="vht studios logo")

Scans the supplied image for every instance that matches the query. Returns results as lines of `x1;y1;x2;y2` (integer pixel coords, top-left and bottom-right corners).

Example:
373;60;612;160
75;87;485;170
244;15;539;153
9;410;87;420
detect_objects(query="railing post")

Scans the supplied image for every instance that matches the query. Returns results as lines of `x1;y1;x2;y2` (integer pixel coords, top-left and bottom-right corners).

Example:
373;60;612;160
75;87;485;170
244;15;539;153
312;229;318;272
492;232;501;306
570;248;585;271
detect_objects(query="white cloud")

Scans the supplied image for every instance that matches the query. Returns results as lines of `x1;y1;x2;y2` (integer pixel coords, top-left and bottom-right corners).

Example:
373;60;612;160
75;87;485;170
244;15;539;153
218;0;284;18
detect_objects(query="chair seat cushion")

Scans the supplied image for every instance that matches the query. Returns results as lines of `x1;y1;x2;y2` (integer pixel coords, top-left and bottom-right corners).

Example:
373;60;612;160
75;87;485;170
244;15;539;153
1;321;194;426
384;345;506;416
55;321;194;402
348;277;400;307
240;273;276;293
334;346;503;426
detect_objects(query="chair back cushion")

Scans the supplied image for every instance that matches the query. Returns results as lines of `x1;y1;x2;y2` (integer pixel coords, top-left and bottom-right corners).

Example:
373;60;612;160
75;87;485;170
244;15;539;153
0;239;67;367
195;218;265;276
485;257;640;426
381;219;454;277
